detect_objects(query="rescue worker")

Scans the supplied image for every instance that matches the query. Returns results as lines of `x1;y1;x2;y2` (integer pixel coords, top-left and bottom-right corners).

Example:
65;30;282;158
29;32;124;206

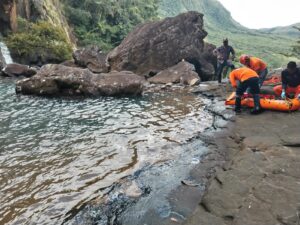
274;61;300;99
213;38;236;83
239;54;268;87
229;67;263;114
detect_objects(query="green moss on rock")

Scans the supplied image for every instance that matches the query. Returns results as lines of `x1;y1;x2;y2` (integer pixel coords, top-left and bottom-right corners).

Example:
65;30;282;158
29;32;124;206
6;18;72;65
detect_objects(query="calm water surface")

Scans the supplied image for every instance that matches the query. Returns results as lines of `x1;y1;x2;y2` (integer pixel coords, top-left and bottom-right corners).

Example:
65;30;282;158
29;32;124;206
0;79;213;224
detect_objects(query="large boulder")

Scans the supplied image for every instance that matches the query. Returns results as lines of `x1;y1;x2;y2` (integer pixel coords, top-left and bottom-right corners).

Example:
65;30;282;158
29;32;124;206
1;63;37;77
107;11;216;80
148;61;200;86
16;64;145;97
73;46;109;73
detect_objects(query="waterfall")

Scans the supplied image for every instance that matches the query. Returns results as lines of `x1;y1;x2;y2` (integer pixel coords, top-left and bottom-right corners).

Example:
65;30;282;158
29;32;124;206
0;41;13;65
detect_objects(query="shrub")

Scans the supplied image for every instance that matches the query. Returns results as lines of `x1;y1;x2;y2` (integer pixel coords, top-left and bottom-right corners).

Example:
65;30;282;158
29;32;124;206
6;19;72;64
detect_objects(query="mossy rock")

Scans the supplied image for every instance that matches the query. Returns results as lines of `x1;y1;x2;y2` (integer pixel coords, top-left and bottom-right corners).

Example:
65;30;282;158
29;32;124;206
5;19;72;65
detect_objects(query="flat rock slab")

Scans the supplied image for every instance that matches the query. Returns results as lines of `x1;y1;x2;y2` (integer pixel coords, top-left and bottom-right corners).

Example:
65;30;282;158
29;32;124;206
16;64;145;97
185;112;300;225
2;63;37;77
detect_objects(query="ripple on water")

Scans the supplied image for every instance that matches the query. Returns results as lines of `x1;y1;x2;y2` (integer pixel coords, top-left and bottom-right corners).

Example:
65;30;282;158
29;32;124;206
0;79;213;225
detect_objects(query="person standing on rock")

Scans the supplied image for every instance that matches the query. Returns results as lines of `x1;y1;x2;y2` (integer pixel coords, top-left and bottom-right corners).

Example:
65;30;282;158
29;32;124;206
213;38;236;84
273;61;300;100
229;67;263;114
239;55;268;87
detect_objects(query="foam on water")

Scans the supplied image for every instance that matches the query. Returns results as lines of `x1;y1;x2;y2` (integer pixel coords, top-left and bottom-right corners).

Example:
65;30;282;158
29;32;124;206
0;41;13;64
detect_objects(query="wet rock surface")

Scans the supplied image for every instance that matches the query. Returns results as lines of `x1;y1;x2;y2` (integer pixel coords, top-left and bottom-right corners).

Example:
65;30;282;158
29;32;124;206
73;46;109;73
1;63;37;77
0;49;5;70
64;81;236;225
186;105;300;225
107;11;216;80
15;64;145;97
148;61;201;86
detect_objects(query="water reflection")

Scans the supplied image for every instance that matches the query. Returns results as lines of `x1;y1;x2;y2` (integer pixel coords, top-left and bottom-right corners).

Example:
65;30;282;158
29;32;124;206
0;79;212;224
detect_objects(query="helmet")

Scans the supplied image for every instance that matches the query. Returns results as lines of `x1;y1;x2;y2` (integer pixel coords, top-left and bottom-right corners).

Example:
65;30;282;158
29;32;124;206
240;54;250;65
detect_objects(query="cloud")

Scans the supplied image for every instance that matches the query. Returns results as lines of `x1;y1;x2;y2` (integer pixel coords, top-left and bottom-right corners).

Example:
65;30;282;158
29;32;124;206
218;0;300;29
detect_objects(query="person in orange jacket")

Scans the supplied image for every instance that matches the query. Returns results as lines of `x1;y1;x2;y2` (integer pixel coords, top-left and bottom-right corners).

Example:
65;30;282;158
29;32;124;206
229;67;263;114
240;55;268;87
274;61;300;99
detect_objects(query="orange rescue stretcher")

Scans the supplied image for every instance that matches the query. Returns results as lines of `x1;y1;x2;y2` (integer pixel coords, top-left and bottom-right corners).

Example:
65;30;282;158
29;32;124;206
225;92;300;112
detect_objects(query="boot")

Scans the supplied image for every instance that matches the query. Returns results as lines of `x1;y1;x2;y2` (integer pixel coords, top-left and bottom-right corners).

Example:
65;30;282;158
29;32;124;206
251;94;263;114
235;97;242;113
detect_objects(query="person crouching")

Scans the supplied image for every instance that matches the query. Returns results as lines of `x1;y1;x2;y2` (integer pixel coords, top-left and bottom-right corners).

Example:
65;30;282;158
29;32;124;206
239;55;268;87
274;61;300;100
229;67;263;114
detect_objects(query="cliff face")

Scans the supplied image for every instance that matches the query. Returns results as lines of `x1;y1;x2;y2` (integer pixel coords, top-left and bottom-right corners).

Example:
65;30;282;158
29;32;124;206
0;0;75;46
0;0;17;33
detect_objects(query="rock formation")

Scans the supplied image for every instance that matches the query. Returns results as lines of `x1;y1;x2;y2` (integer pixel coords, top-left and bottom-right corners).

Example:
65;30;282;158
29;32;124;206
0;0;75;45
1;63;36;77
0;0;17;34
16;64;145;97
108;11;216;80
73;46;109;73
148;61;201;86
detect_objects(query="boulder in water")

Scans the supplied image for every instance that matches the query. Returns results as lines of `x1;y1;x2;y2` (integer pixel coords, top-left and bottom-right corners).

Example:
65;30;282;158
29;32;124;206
107;11;216;80
148;61;201;86
73;46;109;73
1;63;37;77
16;64;145;97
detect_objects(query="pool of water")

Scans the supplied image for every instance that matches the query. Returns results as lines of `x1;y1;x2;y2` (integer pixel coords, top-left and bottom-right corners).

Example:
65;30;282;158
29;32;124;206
0;78;213;225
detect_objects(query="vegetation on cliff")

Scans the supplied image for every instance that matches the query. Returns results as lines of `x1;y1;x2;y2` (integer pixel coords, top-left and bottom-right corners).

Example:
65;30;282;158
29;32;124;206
62;0;159;51
5;18;72;64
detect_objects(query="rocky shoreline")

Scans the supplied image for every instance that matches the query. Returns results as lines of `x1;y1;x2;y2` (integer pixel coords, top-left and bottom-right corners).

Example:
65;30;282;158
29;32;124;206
70;81;300;225
185;88;300;225
59;82;235;225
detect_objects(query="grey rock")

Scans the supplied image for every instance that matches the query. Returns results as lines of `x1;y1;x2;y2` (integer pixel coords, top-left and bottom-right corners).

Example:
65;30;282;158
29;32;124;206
2;63;36;77
108;11;216;80
73;46;109;73
16;64;145;97
148;61;200;86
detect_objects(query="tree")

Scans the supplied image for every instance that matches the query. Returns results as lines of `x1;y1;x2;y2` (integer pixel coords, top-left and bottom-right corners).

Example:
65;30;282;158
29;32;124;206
62;0;159;51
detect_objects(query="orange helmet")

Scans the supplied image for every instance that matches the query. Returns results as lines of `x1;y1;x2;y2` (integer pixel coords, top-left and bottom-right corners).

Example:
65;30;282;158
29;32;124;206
240;54;250;65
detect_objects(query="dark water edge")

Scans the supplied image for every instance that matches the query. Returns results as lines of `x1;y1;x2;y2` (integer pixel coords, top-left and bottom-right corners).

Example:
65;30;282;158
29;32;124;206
67;136;209;225
66;85;234;225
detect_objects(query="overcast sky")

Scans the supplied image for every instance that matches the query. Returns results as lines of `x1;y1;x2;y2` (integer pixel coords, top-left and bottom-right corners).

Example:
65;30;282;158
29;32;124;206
218;0;300;29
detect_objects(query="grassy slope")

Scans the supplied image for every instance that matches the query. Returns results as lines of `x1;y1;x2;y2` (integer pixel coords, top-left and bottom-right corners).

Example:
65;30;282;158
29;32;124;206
260;23;300;37
159;0;299;69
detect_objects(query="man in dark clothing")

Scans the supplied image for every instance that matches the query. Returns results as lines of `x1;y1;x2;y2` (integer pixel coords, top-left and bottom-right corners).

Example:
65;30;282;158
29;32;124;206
213;38;236;83
274;61;300;99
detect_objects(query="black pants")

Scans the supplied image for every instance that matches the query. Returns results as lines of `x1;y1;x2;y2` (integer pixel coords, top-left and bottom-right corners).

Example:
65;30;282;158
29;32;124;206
235;77;260;111
236;77;260;96
217;61;235;83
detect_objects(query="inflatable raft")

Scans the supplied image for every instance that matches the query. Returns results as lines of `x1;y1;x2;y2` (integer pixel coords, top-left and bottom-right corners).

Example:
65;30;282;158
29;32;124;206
225;92;300;112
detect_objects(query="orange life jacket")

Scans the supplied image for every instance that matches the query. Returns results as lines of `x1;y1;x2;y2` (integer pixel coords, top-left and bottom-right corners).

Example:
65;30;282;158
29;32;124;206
249;57;267;72
229;67;259;88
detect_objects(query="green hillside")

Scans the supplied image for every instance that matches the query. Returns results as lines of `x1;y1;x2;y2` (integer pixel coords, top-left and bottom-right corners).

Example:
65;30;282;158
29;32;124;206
260;23;300;38
159;0;299;69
